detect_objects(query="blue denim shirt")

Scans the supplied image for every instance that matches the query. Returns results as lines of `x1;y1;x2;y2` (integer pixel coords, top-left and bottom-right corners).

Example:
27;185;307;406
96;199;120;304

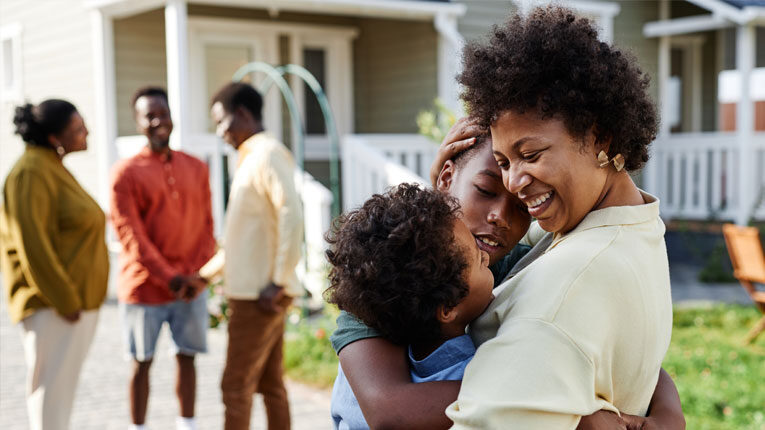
330;334;476;430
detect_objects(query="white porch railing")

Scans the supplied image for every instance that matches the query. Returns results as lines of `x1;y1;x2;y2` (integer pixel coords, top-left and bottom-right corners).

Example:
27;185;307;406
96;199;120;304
647;132;765;221
114;134;334;302
341;134;435;212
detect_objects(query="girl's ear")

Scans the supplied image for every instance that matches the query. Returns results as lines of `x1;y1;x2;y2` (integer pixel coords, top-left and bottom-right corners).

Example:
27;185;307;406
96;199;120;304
436;304;459;325
436;160;457;192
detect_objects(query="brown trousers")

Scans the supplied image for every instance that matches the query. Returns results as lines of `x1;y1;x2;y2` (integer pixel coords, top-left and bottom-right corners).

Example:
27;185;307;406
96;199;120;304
221;297;292;430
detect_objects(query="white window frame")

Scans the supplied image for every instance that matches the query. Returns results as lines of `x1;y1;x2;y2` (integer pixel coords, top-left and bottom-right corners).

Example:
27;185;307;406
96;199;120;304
188;17;357;162
1;23;23;104
188;18;281;140
289;30;356;161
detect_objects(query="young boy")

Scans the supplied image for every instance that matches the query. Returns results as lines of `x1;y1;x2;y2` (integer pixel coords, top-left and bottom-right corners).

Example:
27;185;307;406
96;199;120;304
325;183;508;429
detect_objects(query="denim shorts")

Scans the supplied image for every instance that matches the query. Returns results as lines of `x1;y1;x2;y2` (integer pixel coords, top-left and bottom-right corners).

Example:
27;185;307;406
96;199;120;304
120;293;208;361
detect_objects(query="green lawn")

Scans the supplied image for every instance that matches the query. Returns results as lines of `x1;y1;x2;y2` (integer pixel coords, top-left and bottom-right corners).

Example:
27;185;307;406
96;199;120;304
663;305;765;430
284;306;340;389
284;304;765;429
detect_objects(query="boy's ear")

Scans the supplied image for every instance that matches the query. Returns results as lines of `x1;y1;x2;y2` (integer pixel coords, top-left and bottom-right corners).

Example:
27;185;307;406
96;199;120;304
436;304;459;325
436;160;456;192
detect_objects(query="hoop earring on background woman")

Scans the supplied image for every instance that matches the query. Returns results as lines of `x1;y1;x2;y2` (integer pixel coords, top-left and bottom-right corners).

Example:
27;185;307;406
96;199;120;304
597;150;625;172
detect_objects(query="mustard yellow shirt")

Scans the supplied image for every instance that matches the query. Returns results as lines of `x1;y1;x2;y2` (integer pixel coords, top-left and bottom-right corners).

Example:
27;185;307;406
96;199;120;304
0;146;109;323
201;133;304;298
446;191;673;429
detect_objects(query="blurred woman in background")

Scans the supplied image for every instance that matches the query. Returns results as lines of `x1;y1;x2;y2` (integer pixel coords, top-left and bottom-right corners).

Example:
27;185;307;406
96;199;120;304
0;99;109;430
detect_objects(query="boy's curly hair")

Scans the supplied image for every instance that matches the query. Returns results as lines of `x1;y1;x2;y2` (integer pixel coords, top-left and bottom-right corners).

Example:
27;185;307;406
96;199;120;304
459;6;658;171
325;183;469;346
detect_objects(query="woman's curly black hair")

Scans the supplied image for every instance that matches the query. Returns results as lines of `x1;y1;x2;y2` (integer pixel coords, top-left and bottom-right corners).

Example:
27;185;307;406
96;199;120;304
459;6;658;171
325;183;469;346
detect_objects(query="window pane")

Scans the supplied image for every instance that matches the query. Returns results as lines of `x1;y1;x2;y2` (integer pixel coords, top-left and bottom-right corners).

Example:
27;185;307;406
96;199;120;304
2;38;14;90
303;48;326;135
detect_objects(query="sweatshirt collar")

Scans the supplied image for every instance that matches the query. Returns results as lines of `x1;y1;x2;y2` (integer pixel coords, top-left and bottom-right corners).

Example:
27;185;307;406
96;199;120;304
550;190;660;249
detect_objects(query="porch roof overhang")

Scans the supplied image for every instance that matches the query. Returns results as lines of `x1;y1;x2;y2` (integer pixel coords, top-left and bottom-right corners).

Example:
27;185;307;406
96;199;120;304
85;0;466;20
643;0;765;38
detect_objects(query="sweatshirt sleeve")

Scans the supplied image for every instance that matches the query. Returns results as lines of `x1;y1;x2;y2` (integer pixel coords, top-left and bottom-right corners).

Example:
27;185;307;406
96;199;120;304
110;166;177;286
262;149;304;289
5;171;82;314
195;162;217;268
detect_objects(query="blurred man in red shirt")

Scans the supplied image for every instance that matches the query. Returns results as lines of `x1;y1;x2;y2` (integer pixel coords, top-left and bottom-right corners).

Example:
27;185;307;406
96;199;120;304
110;87;216;430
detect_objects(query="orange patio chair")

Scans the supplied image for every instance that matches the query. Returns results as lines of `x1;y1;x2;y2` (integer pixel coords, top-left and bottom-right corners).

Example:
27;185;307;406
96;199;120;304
722;223;765;344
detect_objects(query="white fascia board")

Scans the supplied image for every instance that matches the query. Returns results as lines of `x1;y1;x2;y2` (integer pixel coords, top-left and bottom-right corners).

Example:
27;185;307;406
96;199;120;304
740;6;765;23
84;0;165;18
85;0;466;20
198;0;465;21
685;0;764;24
643;14;732;37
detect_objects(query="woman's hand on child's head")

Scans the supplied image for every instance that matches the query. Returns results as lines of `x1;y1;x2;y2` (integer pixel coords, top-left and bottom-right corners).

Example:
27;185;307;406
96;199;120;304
430;117;483;186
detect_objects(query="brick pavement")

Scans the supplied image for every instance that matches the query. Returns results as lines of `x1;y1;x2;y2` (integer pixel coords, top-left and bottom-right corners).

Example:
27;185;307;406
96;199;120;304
0;295;332;430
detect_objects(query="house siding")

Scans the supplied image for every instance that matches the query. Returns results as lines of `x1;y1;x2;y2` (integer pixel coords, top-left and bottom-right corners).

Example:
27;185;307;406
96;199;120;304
455;0;515;43
0;0;101;200
114;9;167;137
353;18;438;133
610;0;660;103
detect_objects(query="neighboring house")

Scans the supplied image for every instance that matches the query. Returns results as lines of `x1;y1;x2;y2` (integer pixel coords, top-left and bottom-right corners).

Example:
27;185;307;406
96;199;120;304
0;1;763;247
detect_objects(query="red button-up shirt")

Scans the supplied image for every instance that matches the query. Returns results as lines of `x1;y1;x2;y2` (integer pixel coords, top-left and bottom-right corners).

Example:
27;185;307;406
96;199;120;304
110;147;216;304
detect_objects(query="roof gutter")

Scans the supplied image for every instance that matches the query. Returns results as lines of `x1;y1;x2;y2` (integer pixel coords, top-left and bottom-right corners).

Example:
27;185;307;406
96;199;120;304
86;0;467;21
686;0;765;24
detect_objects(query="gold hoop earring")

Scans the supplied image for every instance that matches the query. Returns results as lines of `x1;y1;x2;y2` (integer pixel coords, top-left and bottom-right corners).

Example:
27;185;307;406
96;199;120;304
597;151;625;172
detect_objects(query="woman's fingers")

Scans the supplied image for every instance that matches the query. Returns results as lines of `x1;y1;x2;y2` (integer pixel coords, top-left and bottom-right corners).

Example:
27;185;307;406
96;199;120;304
429;136;477;186
444;117;483;143
429;116;486;186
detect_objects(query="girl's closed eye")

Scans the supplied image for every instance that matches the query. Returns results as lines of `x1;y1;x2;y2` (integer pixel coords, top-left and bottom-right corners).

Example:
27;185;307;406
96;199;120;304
521;151;541;161
475;185;496;197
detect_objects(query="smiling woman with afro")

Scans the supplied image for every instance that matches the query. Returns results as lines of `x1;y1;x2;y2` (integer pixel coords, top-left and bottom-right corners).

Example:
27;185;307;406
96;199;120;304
459;6;657;171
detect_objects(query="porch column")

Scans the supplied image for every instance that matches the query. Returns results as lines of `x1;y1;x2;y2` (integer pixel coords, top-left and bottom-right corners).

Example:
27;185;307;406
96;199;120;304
165;0;190;150
435;12;464;115
644;0;670;199
735;23;755;225
90;8;118;208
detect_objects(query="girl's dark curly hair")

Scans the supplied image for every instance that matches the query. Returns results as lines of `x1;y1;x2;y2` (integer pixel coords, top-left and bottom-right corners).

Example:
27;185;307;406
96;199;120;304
325;183;469;346
459;6;658;171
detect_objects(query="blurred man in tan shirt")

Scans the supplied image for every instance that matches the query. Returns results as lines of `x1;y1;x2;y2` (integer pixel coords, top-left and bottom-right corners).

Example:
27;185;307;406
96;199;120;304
201;82;303;430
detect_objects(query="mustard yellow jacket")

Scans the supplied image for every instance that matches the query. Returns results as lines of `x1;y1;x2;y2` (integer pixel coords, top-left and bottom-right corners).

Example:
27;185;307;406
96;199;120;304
0;146;108;323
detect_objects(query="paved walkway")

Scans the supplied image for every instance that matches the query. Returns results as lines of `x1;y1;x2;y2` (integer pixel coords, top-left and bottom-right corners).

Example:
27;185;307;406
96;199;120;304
0;295;332;430
669;262;752;307
0;261;755;429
